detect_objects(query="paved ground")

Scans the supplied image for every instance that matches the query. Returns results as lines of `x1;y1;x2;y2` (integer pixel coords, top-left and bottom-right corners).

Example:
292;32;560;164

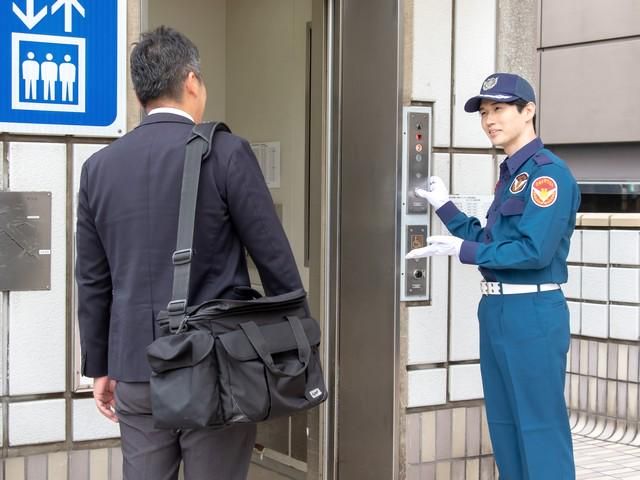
574;434;640;479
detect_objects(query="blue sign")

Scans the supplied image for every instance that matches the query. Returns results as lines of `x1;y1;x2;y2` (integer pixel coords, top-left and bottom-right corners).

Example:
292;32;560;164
0;0;126;136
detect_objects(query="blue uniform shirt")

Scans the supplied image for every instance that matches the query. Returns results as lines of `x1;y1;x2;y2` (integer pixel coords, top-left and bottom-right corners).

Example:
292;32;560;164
436;138;580;284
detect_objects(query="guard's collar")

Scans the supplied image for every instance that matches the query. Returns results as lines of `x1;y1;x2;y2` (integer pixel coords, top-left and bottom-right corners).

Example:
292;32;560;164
505;137;544;175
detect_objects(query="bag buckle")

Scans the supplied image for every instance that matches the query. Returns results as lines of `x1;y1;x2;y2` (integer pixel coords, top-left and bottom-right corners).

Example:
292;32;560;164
172;249;192;265
167;299;187;315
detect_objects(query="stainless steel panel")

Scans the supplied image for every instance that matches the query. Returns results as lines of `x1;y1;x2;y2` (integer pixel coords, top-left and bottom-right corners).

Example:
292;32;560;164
337;0;400;478
406;112;430;215
539;39;640;144
0;191;51;291
541;0;640;47
405;225;427;298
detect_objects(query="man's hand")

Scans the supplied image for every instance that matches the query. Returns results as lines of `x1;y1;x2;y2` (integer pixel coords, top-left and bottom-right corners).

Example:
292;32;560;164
405;235;463;259
414;176;450;210
94;376;118;423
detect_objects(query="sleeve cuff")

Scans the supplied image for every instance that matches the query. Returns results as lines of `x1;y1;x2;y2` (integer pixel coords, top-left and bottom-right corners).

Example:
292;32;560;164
436;200;461;225
459;240;480;265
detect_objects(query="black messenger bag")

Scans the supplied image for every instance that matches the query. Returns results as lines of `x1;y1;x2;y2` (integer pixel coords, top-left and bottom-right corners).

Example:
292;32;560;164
146;123;327;429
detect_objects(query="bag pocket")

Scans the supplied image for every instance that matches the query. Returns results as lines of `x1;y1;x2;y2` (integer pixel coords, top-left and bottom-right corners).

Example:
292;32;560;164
146;330;223;429
216;316;327;423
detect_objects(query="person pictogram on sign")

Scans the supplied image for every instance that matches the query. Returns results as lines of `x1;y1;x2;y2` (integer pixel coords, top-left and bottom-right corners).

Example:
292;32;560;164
22;52;40;100
41;53;58;101
60;54;76;102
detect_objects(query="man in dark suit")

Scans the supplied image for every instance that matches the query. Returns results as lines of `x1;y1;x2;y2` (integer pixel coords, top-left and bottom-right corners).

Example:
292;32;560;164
76;26;303;480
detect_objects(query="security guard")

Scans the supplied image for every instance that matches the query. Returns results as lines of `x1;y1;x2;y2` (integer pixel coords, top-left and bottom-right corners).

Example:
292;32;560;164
407;73;579;479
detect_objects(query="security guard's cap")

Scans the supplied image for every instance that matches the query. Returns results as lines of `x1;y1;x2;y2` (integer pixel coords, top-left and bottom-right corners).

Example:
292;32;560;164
464;73;535;113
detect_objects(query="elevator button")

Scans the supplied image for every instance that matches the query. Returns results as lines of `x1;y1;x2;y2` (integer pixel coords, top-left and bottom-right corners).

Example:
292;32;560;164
415;144;423;152
416;154;422;162
413;269;424;279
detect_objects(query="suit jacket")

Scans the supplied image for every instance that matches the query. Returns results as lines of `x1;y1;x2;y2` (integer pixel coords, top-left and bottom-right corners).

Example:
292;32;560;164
76;113;303;381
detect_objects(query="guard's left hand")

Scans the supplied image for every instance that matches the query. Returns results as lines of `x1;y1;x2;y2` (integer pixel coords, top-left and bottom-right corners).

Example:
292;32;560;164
405;235;463;259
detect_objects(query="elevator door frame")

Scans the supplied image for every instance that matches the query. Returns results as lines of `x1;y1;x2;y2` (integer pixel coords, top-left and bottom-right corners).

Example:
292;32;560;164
322;0;403;479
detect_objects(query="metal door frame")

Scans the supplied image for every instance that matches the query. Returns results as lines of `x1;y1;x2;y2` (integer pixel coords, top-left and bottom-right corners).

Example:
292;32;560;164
322;0;403;478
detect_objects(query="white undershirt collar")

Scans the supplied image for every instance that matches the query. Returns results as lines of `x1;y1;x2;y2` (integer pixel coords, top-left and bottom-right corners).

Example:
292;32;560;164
147;107;194;122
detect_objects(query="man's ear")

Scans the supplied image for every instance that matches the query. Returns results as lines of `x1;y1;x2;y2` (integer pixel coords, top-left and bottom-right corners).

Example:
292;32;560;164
184;71;200;97
524;102;536;122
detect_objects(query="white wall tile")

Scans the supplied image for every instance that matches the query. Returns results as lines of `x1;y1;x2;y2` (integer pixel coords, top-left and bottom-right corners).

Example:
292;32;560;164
610;230;640;266
407;369;447;407
430;154;451;234
567;230;582;263
581;303;609;339
451;154;495;195
449;262;481;361
453;0;495;148
567;301;581;335
8;142;66;395
9;400;65;445
582;230;609;265
609;268;640;303
581;266;609;302
565;265;582;299
609;305;640;341
72;399;120;441
408;305;447;365
412;0;453;147
449;364;483;401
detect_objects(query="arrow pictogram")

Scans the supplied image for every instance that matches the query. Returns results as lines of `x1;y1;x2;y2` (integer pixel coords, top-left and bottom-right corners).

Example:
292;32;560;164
51;0;85;33
12;0;48;30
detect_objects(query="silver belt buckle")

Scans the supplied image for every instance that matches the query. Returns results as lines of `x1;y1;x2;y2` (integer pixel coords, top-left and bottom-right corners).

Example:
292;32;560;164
481;281;501;295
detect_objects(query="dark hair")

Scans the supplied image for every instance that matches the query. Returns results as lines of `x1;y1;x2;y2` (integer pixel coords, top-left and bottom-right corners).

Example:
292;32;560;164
513;99;537;132
130;26;201;107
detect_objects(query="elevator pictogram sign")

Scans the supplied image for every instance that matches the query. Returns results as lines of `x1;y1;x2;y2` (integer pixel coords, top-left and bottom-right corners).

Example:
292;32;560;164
0;0;126;137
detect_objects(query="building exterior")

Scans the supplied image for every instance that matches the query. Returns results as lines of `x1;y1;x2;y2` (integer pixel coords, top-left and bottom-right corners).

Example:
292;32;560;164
0;0;638;479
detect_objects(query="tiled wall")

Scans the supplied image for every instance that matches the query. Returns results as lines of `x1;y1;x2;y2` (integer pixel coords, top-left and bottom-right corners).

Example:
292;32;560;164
1;448;122;480
1;141;120;452
406;407;498;480
565;214;640;444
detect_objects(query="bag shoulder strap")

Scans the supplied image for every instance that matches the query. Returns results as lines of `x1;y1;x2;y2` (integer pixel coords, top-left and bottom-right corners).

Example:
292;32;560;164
168;121;231;331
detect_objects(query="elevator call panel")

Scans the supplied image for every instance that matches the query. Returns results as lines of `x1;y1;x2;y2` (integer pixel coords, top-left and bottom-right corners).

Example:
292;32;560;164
400;106;431;302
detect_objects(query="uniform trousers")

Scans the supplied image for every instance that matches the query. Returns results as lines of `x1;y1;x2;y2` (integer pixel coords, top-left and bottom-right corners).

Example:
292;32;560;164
115;382;256;480
478;288;575;480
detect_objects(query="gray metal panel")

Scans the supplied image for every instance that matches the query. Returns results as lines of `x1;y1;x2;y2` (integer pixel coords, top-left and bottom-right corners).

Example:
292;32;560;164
338;0;400;478
0;191;52;291
541;0;640;47
539;39;640;144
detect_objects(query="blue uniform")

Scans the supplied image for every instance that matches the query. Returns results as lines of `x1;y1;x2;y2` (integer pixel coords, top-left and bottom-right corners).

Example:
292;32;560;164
437;138;580;479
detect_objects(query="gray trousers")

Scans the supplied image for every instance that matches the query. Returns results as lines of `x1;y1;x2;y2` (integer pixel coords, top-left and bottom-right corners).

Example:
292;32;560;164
115;382;256;480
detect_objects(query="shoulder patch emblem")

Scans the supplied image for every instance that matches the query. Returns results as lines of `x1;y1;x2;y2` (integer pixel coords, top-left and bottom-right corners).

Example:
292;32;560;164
510;172;529;194
531;176;558;207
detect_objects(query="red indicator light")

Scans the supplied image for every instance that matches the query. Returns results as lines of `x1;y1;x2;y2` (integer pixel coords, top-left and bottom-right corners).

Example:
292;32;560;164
416;133;422;141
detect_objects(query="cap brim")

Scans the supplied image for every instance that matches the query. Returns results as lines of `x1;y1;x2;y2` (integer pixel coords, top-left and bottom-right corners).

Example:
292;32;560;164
464;93;520;112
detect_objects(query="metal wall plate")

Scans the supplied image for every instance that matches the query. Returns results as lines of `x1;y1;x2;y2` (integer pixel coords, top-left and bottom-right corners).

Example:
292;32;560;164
400;106;432;302
0;191;52;290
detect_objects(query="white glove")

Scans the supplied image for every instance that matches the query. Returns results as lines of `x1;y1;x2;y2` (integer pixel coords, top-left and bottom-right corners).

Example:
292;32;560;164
405;235;463;259
414;176;449;210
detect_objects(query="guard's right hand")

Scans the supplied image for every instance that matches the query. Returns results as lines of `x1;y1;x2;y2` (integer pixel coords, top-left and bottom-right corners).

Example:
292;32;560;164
414;176;449;210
